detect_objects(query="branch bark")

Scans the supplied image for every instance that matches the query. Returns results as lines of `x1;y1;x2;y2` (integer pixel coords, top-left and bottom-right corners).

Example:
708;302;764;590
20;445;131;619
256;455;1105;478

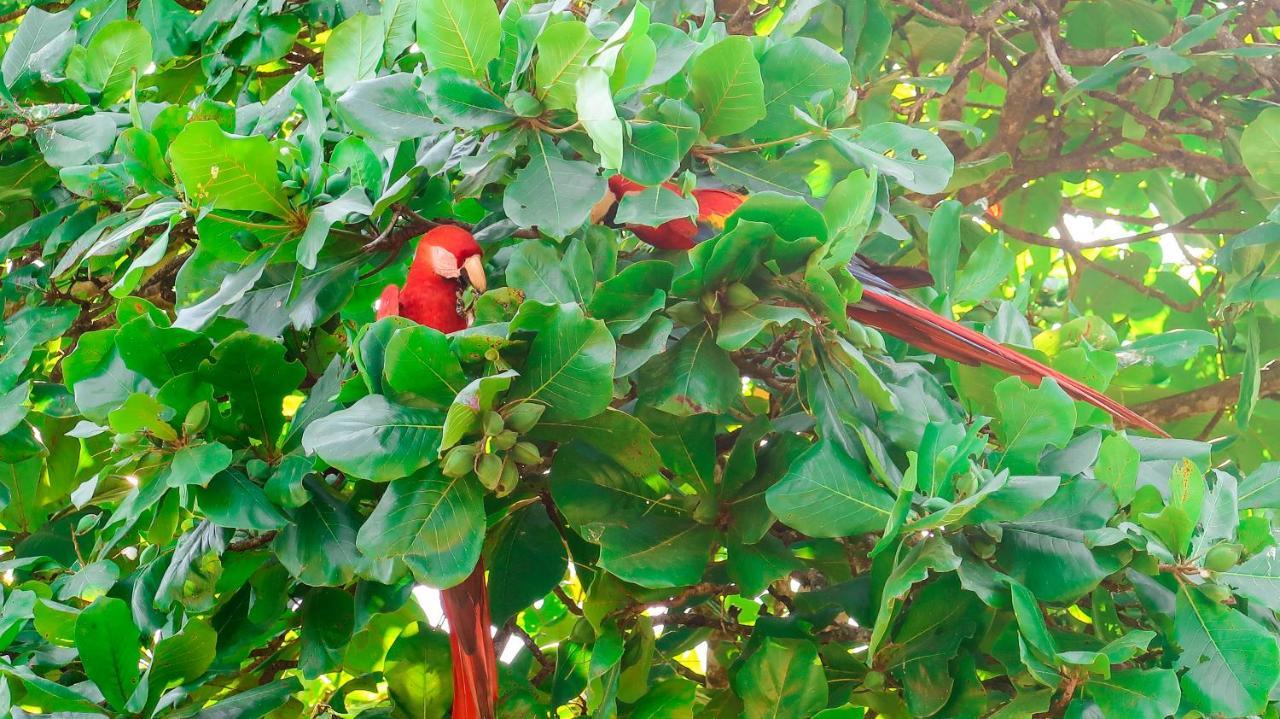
1134;362;1280;424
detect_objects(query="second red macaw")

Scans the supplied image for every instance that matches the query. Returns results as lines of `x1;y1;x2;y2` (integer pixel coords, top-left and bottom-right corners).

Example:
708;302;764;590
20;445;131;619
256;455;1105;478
603;175;1167;436
378;226;498;719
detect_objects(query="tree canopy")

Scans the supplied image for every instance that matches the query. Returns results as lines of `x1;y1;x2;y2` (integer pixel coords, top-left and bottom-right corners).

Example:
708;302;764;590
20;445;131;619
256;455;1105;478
1;0;1279;717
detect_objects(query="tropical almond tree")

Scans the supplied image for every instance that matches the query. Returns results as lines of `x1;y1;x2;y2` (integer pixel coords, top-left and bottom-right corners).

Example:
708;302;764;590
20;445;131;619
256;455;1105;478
1;0;1279;718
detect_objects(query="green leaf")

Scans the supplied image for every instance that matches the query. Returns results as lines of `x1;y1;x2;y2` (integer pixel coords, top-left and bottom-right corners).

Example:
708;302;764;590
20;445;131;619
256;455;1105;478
718;304;812;351
148;619;217;693
1094;434;1139;505
1;8;73;90
299;587;355;678
732;639;828;719
756;38;851;140
1219;551;1280;611
199;332;305;449
598;515;716;588
927;199;962;295
588;260;673;337
534;19;601;110
1084;669;1180;719
691;36;766;139
337;74;443;143
324;14;383;93
1238;461;1280;509
995;478;1122;601
506;240;588;304
636;322;740;415
868;537;962;658
416;0;500;78
356;467;484;588
577;67;624;169
37;115;119;169
169;121;291;217
301;395;444;481
994;377;1076;473
622;122;682;186
612;185;698;227
74;597;140;711
1241;106;1280;192
424;68;517;129
504;133;608;237
274;484;362;586
79;20;152;103
1175;584;1280;716
384;324;467;406
190;678;302;719
486;502;567;622
766;439;894;537
167;442;233;488
509;303;615;421
297;188;373;270
197;470;288;531
835;123;954;194
822;169;878;266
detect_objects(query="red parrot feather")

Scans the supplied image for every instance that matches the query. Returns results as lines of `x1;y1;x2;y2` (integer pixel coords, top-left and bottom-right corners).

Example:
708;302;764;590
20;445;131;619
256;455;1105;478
604;175;1165;435
377;226;498;719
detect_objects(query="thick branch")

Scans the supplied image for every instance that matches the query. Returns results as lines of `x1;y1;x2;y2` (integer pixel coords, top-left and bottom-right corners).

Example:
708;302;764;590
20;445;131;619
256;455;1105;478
1134;362;1280;424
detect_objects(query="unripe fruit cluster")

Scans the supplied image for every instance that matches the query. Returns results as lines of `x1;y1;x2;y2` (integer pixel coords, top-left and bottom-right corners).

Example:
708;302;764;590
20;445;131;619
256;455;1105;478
441;402;546;497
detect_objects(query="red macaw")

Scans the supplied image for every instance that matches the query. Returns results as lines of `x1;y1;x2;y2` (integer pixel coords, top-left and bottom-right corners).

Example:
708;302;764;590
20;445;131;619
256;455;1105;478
377;225;498;719
604;176;1167;436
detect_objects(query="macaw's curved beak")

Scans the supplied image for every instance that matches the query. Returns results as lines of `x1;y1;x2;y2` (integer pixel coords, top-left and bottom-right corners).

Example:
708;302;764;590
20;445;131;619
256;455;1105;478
462;254;487;294
589;184;617;225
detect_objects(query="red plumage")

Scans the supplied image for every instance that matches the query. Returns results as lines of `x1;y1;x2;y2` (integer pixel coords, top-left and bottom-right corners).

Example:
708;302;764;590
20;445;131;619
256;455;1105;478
606;175;745;250
603;177;1165;435
377;226;498;719
847;285;1168;436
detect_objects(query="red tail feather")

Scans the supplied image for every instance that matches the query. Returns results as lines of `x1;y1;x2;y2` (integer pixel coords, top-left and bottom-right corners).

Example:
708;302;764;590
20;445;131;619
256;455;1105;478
441;562;498;719
849;288;1168;437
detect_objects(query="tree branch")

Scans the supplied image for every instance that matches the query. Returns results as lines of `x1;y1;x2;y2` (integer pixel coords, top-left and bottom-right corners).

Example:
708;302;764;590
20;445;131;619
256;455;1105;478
1134;362;1280;424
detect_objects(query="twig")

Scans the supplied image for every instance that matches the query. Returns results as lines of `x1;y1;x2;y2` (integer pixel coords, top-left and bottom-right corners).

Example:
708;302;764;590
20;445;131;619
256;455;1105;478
552;585;584;616
503;619;556;685
228;531;278;551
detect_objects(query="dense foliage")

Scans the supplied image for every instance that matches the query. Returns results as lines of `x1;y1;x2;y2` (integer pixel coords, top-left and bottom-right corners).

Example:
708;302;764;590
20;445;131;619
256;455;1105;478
2;0;1280;716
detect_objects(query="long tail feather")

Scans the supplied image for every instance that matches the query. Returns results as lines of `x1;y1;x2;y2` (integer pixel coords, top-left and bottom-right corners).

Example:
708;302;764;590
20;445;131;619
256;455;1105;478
849;288;1168;437
441;562;498;719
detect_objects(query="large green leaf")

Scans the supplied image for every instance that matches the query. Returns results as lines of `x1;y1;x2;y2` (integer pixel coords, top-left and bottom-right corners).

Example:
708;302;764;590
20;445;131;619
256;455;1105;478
301;395;444;482
995;478;1122;601
324;14;383;93
691;36;765;139
199;332;304;449
535;20;601;110
74;597;140;711
485;502;567;622
384;324;467;406
356;467;484;588
732;639;828;719
1083;669;1180;719
509;303;615;421
169;121;291;217
416;0;500;78
1241;106;1280;192
504;133;608;237
1175;584;1280;716
757;38;851;140
78;20;152;103
766;439;894;537
337;74;443;142
598;514;716;588
636;322;740;415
